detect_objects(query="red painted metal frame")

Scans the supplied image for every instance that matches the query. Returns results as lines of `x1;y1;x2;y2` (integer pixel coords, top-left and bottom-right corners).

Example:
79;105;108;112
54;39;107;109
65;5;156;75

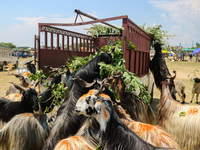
35;14;151;77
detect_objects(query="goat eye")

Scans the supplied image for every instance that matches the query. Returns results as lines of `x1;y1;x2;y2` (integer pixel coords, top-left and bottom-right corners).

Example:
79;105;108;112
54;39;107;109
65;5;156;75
86;96;91;104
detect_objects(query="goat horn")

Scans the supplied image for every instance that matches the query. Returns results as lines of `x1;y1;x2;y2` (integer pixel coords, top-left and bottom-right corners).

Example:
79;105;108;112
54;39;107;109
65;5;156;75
9;82;29;91
94;72;122;96
160;70;176;80
32;79;39;89
72;77;97;88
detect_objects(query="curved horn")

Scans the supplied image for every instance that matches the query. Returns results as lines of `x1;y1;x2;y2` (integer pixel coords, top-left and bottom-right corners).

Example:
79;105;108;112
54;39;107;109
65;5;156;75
72;76;97;88
160;70;176;80
9;82;29;91
32;79;39;89
94;72;122;96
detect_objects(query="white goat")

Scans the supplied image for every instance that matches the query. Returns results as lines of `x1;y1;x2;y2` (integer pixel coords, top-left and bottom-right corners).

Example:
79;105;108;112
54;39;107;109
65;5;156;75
158;79;200;150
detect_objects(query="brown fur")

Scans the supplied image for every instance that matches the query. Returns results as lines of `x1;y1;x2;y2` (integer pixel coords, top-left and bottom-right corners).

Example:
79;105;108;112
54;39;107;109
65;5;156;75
113;105;180;149
158;80;200;150
111;78;155;124
0;113;49;150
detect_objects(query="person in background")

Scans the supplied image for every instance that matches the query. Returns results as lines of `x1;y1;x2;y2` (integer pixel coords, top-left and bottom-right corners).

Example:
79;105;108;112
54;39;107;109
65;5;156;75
189;53;192;61
195;53;198;62
180;53;182;61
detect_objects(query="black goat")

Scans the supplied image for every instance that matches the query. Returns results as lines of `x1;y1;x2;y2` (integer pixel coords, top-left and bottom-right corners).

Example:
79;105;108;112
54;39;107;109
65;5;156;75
42;52;113;150
75;96;167;150
150;43;176;100
0;82;39;123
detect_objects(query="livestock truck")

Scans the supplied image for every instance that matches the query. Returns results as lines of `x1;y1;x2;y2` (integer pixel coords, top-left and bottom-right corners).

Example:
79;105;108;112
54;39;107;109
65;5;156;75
34;9;154;97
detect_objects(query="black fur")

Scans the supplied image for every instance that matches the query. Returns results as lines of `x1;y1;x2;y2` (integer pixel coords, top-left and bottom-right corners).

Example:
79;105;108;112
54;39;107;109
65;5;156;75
0;88;39;122
39;74;62;112
42;53;113;150
95;101;167;150
150;43;176;100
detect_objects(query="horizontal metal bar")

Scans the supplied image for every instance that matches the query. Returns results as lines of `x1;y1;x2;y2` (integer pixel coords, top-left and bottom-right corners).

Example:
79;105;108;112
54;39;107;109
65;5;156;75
39;15;128;27
75;9;120;30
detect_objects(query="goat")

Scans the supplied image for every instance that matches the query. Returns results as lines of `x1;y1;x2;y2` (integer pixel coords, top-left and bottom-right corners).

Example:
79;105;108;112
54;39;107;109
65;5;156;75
6;72;32;95
190;78;200;104
174;80;186;104
75;88;180;149
75;94;168;150
43;52;113;149
0;81;39;123
158;75;200;150
150;43;176;100
0;111;49;150
110;76;155;124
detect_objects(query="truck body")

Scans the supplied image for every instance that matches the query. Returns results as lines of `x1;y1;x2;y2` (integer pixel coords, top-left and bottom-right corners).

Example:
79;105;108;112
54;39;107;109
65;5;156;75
0;46;18;69
34;10;154;96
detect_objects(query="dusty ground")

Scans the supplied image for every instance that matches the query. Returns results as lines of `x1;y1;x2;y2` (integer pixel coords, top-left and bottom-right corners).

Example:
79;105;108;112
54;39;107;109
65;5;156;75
0;57;34;97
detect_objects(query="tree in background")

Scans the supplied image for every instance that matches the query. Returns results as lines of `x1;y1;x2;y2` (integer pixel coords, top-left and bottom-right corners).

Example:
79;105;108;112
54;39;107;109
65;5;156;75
0;42;16;49
140;23;175;50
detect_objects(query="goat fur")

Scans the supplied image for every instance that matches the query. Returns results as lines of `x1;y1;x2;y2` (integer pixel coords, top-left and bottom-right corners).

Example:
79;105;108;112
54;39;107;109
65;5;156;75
0;113;49;150
111;77;155;124
0;88;39;123
43;53;113;149
174;80;186;103
76;96;168;150
158;79;200;150
190;78;200;103
150;43;176;100
76;89;180;149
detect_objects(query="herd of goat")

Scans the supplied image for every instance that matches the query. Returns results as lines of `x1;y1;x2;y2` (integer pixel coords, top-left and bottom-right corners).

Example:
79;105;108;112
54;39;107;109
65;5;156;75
0;44;200;150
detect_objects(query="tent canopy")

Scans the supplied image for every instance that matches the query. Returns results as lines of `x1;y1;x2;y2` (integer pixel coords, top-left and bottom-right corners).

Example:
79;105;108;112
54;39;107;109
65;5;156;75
162;50;169;53
182;48;195;51
192;48;200;55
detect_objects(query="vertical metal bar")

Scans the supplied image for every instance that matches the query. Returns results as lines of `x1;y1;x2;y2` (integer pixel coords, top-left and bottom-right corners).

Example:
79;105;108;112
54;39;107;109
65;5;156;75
122;17;129;70
86;39;89;52
34;35;36;65
51;33;53;49
83;39;85;52
71;37;74;51
57;34;59;50
37;25;41;70
62;35;64;50
90;39;93;52
76;37;78;51
67;36;69;51
80;38;82;51
44;31;47;49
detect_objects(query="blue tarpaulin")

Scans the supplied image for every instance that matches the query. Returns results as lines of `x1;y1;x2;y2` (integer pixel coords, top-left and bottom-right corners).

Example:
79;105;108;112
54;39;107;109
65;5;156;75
192;48;200;55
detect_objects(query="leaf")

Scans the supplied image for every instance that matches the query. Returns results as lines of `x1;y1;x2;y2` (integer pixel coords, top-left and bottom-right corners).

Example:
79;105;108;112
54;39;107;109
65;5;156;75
96;145;101;150
179;112;185;116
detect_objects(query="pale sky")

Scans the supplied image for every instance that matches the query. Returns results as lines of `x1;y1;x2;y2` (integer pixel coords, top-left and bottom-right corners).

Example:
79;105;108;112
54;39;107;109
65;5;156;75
0;0;199;48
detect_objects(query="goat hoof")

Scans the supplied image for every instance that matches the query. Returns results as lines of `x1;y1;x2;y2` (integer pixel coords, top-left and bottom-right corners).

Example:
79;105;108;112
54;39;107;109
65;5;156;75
196;102;199;104
181;101;185;104
190;101;193;103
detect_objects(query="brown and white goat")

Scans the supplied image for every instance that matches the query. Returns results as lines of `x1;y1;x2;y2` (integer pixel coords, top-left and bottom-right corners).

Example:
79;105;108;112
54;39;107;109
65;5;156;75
75;93;168;150
190;78;200;104
158;78;200;150
75;89;180;149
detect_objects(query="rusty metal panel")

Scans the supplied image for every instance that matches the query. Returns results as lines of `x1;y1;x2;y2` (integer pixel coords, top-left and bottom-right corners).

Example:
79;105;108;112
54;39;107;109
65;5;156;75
39;49;94;75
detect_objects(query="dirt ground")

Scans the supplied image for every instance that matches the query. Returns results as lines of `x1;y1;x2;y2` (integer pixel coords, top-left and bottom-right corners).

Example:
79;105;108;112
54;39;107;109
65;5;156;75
0;57;34;97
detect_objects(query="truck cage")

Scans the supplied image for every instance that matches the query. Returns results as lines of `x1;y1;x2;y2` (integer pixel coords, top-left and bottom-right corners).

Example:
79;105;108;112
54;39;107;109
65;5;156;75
34;9;151;77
